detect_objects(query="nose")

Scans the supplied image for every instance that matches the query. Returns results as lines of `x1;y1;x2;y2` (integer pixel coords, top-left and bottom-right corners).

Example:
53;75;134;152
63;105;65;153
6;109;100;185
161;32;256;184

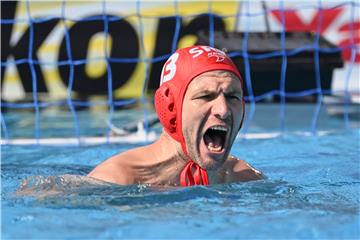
213;94;231;120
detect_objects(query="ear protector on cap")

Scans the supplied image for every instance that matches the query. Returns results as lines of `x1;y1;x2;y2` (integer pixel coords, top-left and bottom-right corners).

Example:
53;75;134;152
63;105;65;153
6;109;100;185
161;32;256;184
154;83;176;134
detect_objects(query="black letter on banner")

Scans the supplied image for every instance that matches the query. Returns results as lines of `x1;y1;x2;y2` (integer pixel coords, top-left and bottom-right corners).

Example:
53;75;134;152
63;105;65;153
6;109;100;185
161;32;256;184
148;14;225;91
1;1;58;94
1;1;17;92
58;15;139;95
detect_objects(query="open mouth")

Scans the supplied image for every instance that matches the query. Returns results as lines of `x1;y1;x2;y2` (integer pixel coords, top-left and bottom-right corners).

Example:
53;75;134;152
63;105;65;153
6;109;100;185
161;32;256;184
203;125;228;153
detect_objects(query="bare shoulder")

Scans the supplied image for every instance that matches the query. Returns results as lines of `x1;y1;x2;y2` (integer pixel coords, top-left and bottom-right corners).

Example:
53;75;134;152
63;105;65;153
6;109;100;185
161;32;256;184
220;155;264;182
88;143;158;185
87;150;138;185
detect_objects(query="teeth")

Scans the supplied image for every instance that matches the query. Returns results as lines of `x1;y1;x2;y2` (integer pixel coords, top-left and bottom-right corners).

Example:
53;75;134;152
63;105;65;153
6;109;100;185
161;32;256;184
210;126;227;132
207;145;222;152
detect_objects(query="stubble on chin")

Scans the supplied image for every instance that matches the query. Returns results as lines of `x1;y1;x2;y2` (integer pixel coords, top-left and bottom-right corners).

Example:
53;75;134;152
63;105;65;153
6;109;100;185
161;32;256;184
183;131;200;164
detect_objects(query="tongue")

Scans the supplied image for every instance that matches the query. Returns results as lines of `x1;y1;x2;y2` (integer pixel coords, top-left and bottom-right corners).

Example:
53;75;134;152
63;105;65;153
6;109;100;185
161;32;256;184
204;133;222;149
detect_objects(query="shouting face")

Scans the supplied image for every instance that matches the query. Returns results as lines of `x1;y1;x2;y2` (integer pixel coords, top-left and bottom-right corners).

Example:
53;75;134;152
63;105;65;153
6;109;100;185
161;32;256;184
182;70;244;170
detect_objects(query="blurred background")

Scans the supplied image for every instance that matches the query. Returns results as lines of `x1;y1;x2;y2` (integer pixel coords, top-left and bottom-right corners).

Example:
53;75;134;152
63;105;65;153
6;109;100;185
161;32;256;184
1;0;359;143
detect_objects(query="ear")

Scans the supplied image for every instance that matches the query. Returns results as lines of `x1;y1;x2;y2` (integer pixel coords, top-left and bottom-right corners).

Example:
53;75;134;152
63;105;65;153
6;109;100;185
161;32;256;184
154;83;177;133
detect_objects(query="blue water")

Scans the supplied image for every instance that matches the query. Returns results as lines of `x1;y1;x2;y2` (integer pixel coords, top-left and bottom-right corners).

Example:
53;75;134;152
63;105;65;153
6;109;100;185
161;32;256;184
1;105;360;239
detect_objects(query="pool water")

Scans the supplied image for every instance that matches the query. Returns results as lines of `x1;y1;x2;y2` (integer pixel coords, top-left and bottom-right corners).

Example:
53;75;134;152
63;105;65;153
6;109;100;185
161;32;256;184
1;104;360;239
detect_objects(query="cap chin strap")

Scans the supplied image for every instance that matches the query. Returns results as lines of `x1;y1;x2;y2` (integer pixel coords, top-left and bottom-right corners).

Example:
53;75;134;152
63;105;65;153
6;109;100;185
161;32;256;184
180;160;209;186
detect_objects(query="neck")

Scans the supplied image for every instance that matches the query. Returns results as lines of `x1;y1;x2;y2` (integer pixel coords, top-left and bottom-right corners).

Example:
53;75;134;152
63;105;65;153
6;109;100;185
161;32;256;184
158;132;188;162
152;133;209;187
147;132;189;186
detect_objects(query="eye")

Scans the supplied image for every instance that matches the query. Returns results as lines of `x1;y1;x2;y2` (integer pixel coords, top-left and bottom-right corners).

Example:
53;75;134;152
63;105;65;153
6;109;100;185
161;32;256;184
199;94;213;100
227;94;242;101
194;93;215;101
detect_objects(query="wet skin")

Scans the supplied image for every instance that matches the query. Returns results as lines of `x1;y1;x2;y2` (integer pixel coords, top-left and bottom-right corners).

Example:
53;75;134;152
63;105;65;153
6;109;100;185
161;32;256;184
88;70;263;186
182;70;244;170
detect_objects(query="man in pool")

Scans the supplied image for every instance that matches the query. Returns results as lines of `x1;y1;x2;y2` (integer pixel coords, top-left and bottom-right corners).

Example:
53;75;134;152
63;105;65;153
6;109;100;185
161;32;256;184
88;45;263;186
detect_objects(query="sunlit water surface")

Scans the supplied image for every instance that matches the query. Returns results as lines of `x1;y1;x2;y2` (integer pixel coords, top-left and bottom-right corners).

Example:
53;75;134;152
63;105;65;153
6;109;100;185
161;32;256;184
2;105;360;239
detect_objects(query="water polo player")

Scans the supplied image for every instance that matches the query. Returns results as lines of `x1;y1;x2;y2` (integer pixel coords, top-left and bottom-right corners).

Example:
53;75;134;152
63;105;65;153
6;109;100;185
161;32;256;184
88;45;263;186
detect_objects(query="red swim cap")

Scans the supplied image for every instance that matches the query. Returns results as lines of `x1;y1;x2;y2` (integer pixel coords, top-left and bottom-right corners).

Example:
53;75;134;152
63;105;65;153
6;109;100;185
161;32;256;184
154;45;243;186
